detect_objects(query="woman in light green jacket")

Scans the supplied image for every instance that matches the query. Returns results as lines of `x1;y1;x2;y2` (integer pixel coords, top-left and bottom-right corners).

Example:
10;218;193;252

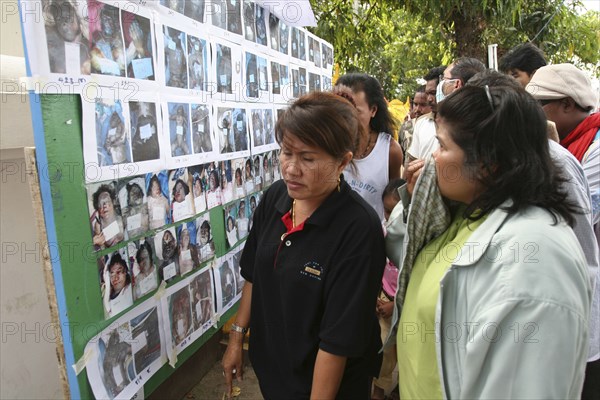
387;85;591;399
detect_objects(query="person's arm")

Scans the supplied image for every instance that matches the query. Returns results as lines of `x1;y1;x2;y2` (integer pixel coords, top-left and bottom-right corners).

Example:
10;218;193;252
310;349;347;400
388;139;404;180
222;281;252;397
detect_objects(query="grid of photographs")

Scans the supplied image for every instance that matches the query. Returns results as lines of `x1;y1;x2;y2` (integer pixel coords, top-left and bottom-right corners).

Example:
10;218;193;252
21;1;330;396
88;150;275;319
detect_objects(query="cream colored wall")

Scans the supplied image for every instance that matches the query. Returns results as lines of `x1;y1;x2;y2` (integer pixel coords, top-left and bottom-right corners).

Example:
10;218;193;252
1;2;65;398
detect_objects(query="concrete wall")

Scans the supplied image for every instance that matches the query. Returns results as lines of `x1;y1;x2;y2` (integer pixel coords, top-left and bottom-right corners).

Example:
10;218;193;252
1;2;65;398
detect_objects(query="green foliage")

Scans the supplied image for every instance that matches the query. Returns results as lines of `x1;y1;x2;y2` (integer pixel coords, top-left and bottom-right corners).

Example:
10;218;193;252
310;1;452;100
310;0;600;101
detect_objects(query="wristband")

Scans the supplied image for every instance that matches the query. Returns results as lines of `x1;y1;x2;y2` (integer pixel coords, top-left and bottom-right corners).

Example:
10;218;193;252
230;323;248;335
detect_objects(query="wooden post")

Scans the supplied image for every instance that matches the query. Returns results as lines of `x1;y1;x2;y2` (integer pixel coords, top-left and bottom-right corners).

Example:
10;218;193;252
24;147;71;399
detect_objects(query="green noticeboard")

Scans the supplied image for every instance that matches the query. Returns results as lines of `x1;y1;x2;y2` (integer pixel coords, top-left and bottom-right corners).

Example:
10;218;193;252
33;94;239;398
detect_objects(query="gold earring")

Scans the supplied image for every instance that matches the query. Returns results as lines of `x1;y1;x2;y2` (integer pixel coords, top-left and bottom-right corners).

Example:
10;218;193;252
337;176;341;192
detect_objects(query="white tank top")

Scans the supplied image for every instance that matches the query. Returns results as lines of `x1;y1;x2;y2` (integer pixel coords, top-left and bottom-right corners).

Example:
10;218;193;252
343;133;390;221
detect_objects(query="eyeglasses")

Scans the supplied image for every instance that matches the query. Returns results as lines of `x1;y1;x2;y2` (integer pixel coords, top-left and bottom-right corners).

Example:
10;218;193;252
439;74;458;83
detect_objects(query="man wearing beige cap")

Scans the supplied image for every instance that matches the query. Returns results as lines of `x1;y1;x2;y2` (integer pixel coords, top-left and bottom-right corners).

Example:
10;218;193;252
527;63;599;399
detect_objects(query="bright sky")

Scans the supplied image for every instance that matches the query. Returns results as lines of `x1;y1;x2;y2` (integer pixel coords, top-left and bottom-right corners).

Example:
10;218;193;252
576;0;599;13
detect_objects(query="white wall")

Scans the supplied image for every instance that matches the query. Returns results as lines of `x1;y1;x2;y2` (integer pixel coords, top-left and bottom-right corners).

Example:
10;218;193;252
1;1;65;398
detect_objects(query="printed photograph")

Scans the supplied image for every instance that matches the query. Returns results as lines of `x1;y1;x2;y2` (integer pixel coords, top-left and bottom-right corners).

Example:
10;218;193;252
190;269;214;330
130;307;162;375
279;21;289;55
252;154;263;192
219;259;236;307
195;214;215;263
188;35;208;91
184;0;205;23
257;55;268;91
205;162;223;209
226;0;242;35
255;4;268;46
243;157;255;194
164;26;188;88
243;1;256;41
90;1;125;77
231;248;245;296
262;151;273;186
298;30;306;60
97;323;134;399
299;67;307;96
160;0;184;14
169;286;193;346
309;72;321;92
155;227;179;283
95;99;131;167
220;160;234;204
216;43;233;93
99;249;133;318
88;180;125;251
118;176;149;239
168;168;195;222
270;61;280;94
176;221;200;276
235;198;250;241
128;238;158;300
224;203;238;248
168;103;192;157
145;171;171;230
245;52;258;98
211;0;227;30
121;11;154;80
232;158;246;200
247;191;261;231
191;104;212;154
44;0;90;74
189;164;207;214
130;101;160;162
216;107;247;153
269;13;279;51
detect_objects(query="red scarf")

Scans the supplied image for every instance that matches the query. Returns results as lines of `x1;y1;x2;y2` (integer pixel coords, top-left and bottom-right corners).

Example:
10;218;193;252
560;113;600;162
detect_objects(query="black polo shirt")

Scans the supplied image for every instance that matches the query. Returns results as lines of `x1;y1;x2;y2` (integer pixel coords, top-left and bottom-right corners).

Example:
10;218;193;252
240;178;385;399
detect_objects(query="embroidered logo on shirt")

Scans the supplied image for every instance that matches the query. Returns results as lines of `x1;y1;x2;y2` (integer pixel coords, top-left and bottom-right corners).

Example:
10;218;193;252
300;261;323;281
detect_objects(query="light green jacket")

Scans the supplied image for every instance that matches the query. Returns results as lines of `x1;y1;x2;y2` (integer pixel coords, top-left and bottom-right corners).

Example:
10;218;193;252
385;160;591;399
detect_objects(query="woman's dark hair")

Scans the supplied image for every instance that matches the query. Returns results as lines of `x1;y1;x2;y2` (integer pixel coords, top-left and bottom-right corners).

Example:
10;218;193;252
93;184;116;210
437;85;576;226
334;73;394;134
136;241;154;264
275;91;361;161
172;178;190;198
227;215;234;230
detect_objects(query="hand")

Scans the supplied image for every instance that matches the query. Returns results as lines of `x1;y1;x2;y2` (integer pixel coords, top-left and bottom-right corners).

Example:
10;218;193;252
376;299;394;319
222;333;244;398
405;159;425;196
93;232;105;247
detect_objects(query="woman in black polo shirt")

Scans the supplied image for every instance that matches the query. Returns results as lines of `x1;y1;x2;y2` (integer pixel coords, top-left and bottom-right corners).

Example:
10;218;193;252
222;92;386;399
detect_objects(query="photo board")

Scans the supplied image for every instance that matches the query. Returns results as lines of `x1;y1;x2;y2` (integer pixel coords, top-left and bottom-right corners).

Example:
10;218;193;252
19;0;330;398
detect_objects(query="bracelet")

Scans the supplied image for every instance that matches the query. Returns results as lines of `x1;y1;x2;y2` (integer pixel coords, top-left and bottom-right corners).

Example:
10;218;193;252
230;323;248;335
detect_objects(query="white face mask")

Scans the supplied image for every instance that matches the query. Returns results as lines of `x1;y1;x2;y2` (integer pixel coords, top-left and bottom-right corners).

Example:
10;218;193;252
435;80;447;103
436;78;459;103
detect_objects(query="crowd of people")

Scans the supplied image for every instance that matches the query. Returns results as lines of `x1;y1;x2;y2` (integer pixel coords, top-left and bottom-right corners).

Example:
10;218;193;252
221;43;599;399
